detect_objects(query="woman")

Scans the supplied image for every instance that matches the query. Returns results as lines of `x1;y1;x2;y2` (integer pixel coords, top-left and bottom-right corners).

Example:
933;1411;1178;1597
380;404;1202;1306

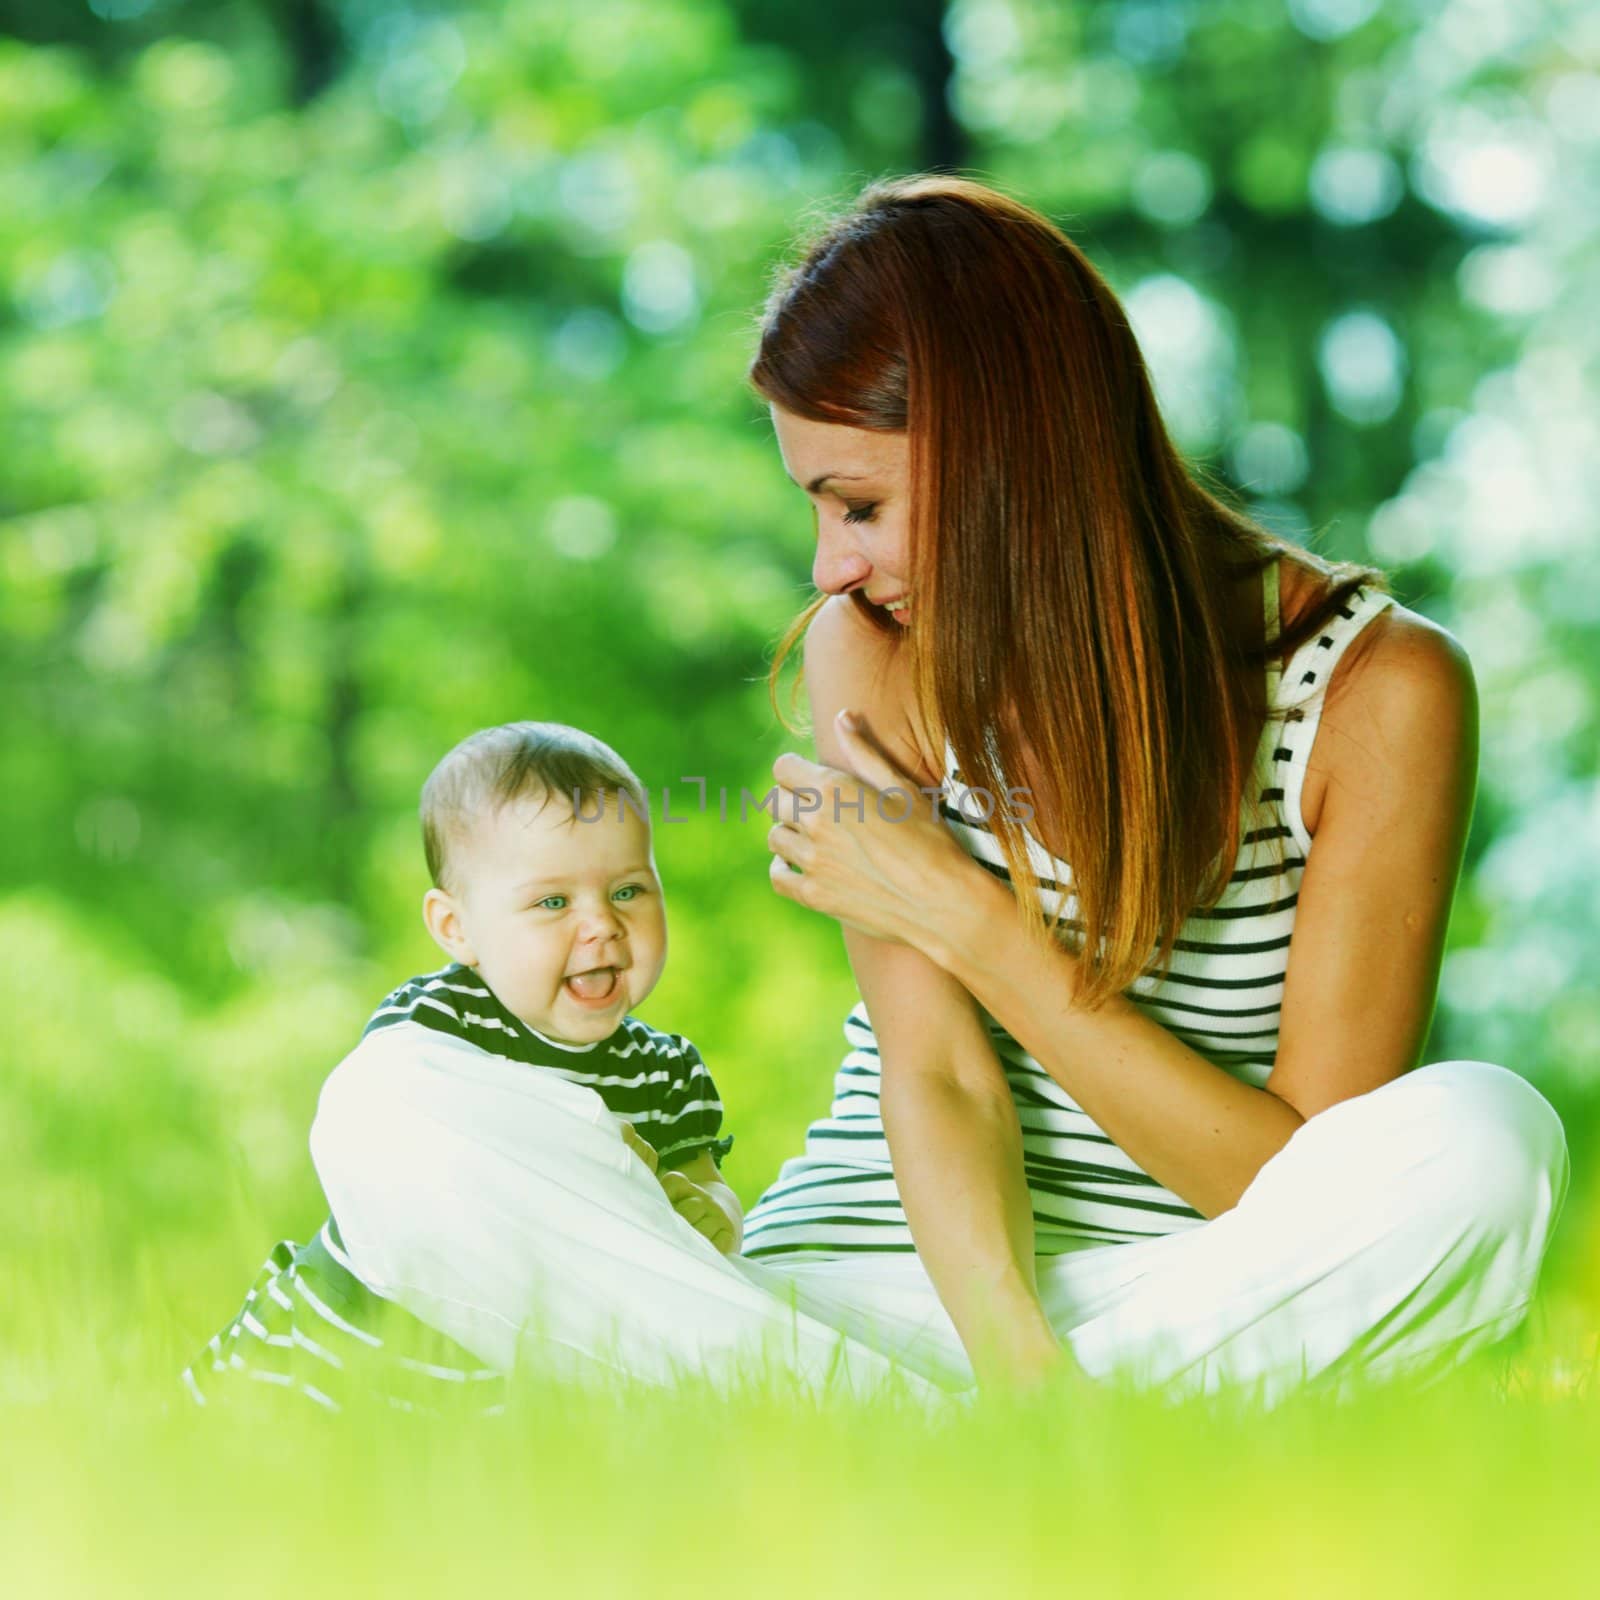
736;174;1569;1400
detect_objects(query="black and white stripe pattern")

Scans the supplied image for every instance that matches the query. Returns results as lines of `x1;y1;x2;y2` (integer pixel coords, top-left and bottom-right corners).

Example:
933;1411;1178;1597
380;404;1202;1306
180;1219;510;1417
743;560;1396;1260
363;964;734;1170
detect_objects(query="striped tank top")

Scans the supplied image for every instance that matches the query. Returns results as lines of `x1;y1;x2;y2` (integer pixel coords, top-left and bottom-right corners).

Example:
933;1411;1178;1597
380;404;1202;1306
742;557;1397;1260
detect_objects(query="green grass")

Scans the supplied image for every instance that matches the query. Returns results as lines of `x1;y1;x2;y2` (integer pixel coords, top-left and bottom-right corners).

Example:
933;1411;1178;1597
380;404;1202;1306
2;1279;1597;1597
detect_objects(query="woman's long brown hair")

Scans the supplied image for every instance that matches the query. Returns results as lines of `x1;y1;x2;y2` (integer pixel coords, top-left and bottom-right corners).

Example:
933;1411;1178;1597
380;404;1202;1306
748;174;1391;1011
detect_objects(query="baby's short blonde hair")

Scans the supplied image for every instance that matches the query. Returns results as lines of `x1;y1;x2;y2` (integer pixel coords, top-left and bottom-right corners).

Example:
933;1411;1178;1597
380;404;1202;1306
421;721;648;895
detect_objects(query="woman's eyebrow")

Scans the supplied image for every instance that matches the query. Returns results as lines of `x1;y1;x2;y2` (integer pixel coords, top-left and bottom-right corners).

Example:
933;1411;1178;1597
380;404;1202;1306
787;471;869;494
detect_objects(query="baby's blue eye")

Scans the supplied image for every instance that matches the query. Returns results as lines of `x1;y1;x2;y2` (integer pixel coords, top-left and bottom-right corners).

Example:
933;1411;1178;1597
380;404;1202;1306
534;885;644;910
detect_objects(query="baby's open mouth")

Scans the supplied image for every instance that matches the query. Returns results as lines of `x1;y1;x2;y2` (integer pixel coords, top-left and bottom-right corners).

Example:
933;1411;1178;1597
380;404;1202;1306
565;966;620;1001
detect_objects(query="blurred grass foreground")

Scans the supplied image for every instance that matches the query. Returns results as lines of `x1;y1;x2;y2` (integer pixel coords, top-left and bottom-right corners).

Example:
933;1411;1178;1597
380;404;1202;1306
4;0;1599;1592
6;1329;1600;1596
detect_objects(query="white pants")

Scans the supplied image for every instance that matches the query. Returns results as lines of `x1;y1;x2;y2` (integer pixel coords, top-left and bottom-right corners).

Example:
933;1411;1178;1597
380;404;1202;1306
310;1027;1569;1409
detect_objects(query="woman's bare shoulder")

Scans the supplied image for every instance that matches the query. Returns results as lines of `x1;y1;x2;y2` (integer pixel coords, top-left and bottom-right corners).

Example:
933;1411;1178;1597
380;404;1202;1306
802;595;944;787
1296;580;1477;836
1277;555;1464;702
1332;598;1475;728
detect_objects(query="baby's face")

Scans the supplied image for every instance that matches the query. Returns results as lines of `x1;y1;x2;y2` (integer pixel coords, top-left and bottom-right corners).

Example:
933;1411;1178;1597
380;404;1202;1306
447;789;666;1045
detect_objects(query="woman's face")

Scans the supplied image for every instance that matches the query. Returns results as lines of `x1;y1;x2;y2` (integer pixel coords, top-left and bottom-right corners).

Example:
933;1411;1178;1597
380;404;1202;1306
769;403;913;625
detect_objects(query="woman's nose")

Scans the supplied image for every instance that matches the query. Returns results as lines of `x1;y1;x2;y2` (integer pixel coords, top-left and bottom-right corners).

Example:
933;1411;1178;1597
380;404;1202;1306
812;518;871;596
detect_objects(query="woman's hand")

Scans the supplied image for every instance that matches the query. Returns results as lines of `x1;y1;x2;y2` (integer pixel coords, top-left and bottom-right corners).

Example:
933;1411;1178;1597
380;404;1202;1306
766;708;988;961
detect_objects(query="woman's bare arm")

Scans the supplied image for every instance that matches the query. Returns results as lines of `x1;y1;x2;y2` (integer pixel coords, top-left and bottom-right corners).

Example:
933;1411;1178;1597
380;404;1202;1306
849;932;1067;1386
801;597;1067;1386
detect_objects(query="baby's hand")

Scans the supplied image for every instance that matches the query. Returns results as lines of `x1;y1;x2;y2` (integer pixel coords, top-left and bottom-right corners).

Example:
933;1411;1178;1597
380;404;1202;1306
619;1120;659;1175
659;1171;738;1254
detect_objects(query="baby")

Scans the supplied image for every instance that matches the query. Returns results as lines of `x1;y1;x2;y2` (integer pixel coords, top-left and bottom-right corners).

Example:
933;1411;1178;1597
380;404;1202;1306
183;720;742;1414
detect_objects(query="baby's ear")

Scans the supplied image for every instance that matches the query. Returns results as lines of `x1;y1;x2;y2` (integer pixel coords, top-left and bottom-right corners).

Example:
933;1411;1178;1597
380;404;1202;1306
421;887;474;963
